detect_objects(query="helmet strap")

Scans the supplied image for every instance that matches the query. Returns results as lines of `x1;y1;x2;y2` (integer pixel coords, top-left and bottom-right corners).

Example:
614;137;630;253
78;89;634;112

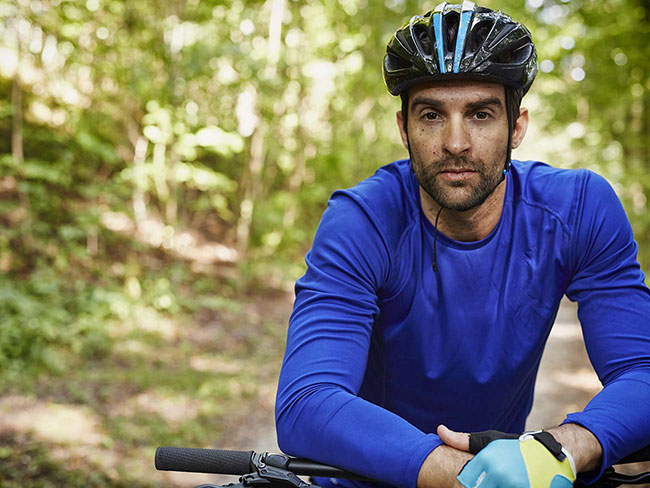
401;94;417;171
504;87;517;179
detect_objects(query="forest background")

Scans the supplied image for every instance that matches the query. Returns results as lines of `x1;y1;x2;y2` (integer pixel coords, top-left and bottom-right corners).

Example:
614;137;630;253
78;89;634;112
1;0;649;486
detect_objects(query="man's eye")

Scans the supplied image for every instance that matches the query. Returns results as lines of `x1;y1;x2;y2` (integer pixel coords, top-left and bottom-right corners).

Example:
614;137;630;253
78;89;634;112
423;112;440;120
474;111;491;120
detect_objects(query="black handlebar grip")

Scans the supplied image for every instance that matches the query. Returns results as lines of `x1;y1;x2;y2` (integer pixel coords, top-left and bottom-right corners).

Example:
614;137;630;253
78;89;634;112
155;447;254;475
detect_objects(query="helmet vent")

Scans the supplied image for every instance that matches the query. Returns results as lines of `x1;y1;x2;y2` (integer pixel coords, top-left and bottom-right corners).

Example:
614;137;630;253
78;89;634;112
413;24;433;56
489;41;532;65
385;49;411;70
465;20;492;55
443;11;460;55
487;22;517;49
509;44;532;64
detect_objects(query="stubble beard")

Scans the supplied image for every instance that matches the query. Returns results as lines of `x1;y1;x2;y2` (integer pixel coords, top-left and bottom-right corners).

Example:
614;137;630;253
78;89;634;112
411;154;505;212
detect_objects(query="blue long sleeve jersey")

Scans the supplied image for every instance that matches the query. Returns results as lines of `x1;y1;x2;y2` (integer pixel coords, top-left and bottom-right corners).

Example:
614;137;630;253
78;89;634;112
275;159;650;488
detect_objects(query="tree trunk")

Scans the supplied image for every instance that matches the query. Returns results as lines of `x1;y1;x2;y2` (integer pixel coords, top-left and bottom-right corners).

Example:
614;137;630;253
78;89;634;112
236;124;265;262
12;74;30;215
132;135;149;226
266;0;286;77
11;76;24;164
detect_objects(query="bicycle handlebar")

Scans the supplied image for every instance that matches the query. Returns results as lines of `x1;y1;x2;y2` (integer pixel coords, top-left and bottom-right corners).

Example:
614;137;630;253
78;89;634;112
155;447;372;481
156;445;650;488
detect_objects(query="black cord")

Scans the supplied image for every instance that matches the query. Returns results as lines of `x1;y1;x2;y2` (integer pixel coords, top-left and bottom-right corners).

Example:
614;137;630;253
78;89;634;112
432;206;444;272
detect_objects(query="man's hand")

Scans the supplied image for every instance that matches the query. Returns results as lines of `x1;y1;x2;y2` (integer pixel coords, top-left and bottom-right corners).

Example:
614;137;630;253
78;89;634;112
435;423;604;488
455;432;575;488
439;423;602;474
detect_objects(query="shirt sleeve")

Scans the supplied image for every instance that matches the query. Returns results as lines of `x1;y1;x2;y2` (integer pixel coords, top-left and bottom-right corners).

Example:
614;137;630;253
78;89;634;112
564;171;650;482
275;190;442;488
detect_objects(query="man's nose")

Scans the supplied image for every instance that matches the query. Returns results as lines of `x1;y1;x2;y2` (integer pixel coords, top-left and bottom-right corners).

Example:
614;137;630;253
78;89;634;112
443;116;471;155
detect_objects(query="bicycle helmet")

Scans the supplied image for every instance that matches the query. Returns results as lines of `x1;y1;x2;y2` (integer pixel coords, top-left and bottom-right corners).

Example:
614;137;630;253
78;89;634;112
384;1;538;178
383;1;538;96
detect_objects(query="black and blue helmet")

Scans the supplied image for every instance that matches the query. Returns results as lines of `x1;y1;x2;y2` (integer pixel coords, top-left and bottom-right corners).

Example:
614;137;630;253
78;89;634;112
383;1;538;96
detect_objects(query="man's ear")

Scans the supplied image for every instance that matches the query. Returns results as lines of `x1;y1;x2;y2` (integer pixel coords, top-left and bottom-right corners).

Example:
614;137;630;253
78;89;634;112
396;110;409;150
511;107;529;149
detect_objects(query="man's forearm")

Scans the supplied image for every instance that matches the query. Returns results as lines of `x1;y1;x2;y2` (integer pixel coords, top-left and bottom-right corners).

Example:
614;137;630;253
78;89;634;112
547;423;603;473
417;445;473;488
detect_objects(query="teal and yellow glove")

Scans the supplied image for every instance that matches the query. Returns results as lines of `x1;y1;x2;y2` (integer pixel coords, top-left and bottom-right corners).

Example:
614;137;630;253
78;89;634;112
457;431;576;488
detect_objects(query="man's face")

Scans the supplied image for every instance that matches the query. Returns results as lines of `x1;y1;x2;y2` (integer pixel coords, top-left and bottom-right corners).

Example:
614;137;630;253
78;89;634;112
398;80;510;212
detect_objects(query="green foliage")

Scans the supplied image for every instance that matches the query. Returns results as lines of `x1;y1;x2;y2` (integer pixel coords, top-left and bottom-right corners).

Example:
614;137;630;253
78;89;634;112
0;432;152;488
0;0;648;378
0;273;111;378
0;0;647;373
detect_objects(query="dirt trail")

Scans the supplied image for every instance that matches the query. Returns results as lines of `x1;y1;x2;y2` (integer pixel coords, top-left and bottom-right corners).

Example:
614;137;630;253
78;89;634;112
527;299;599;429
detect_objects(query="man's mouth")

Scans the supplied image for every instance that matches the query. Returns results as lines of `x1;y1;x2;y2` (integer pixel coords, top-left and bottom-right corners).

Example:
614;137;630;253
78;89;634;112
438;169;476;181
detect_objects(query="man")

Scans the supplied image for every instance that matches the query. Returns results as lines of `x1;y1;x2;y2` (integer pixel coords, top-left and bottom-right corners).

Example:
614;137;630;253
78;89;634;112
275;3;650;488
